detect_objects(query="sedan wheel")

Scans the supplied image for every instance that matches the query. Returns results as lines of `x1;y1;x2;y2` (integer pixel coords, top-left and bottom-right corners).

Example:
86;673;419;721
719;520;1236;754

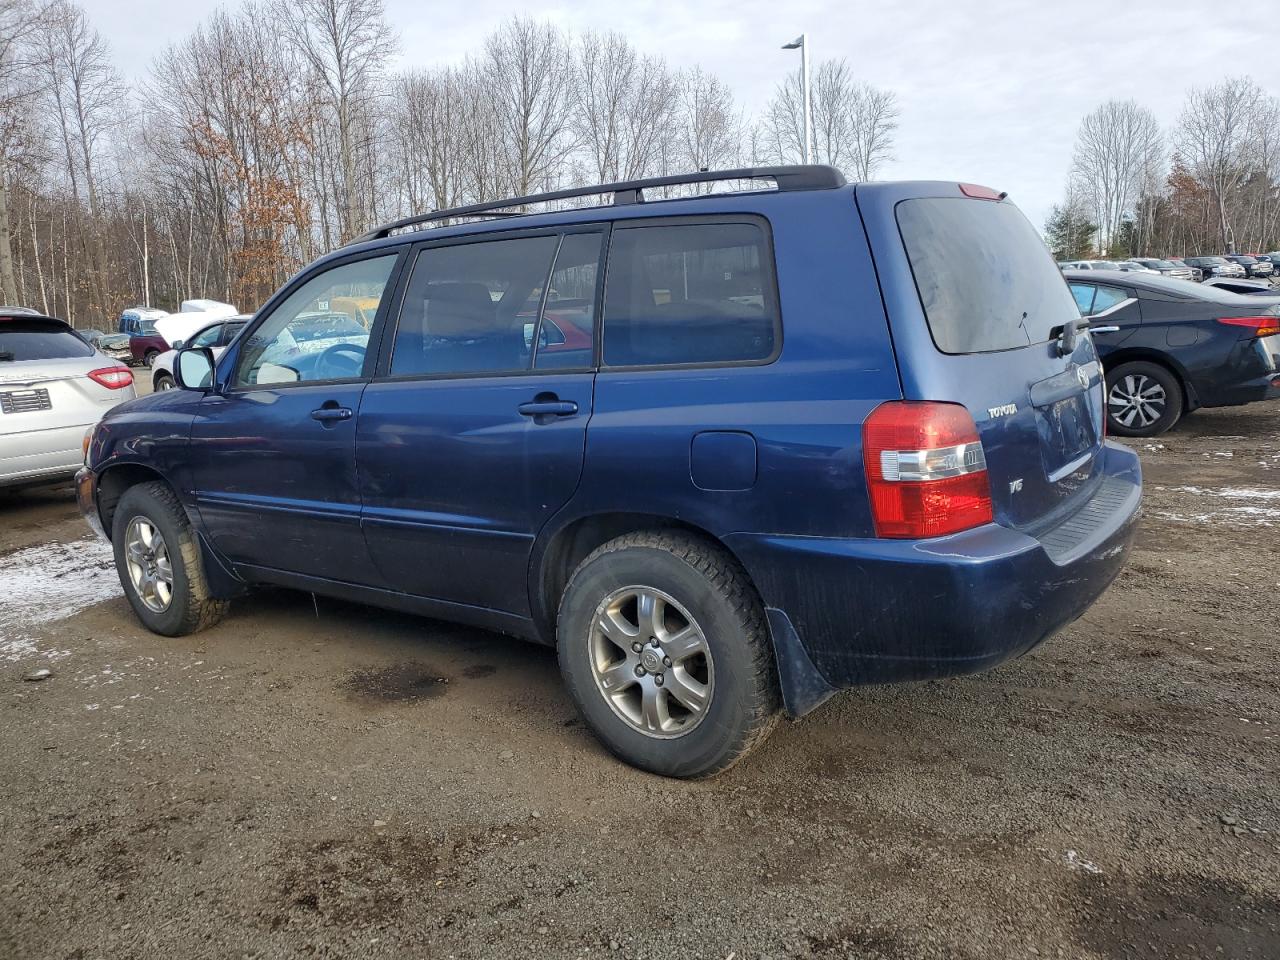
1108;374;1166;430
1104;361;1183;438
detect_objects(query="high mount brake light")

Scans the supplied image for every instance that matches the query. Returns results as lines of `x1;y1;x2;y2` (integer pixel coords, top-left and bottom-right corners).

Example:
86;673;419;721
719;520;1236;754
959;183;1006;201
1217;316;1280;338
88;366;133;389
863;402;994;539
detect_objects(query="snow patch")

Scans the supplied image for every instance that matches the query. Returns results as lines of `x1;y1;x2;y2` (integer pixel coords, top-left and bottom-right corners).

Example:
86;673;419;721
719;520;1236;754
0;539;121;647
1155;485;1280;526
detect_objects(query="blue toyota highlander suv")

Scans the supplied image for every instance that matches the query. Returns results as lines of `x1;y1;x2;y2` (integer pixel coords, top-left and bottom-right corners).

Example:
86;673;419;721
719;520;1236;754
78;167;1142;778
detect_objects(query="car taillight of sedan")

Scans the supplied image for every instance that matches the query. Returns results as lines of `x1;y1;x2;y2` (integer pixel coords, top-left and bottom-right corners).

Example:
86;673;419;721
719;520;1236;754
88;366;134;389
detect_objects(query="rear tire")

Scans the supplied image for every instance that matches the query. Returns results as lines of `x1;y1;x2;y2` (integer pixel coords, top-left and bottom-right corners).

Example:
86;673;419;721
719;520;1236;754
557;531;779;778
111;481;228;636
1105;361;1183;437
144;350;159;368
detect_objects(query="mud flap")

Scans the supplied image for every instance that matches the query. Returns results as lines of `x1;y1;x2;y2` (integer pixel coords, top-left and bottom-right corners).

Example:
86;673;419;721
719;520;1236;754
765;607;838;718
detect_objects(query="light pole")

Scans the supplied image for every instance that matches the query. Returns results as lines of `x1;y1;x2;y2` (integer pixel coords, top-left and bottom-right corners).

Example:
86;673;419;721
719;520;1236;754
782;34;812;164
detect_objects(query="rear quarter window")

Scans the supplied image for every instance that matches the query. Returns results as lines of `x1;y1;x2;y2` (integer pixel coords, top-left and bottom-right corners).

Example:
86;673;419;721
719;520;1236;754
896;198;1080;354
0;318;95;361
602;219;780;367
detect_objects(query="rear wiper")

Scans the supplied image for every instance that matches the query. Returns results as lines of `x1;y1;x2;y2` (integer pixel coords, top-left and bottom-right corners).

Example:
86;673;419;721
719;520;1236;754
1055;297;1135;357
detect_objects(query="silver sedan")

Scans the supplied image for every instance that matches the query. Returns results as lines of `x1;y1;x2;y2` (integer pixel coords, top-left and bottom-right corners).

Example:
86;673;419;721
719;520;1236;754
1;311;137;489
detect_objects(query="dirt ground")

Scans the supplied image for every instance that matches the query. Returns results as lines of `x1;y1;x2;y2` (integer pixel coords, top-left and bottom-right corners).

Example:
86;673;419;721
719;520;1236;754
1;404;1278;960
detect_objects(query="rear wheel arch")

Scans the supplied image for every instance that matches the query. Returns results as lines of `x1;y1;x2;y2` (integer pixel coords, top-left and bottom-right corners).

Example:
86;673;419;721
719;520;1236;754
533;512;752;643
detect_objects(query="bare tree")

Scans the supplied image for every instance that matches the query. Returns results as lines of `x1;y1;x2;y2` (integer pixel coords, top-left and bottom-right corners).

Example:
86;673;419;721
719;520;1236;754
1175;78;1259;252
37;0;124;314
677;67;741;174
0;0;44;303
574;31;678;183
484;16;577;197
761;58;897;180
274;0;394;241
1069;99;1163;255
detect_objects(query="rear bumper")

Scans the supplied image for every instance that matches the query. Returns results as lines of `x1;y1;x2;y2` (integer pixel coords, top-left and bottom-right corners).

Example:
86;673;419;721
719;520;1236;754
728;442;1141;714
1196;341;1280;407
0;423;94;488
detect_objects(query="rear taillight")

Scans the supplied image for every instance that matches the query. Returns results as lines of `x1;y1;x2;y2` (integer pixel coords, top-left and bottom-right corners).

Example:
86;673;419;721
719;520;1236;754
88;366;133;389
863;401;994;539
1217;316;1280;338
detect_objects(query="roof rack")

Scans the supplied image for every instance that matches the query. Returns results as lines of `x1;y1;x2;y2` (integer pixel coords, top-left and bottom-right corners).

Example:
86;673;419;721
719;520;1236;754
352;165;846;244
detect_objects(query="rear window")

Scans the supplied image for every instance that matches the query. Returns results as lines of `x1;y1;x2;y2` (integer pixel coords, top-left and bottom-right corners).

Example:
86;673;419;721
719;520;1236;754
896;198;1081;354
0;318;94;361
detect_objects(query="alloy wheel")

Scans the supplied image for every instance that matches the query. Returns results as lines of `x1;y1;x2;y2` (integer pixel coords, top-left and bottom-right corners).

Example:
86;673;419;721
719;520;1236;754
588;585;714;739
1108;374;1166;429
124;516;174;613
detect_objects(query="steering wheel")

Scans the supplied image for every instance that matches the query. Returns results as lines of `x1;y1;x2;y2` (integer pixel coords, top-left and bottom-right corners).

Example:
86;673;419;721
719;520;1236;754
313;342;367;380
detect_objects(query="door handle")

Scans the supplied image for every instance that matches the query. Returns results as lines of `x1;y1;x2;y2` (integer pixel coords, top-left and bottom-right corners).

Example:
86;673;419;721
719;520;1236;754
518;400;579;418
310;406;353;422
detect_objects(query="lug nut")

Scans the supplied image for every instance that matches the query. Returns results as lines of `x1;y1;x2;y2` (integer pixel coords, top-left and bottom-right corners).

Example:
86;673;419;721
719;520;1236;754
650;637;660;647
631;642;643;653
654;673;664;686
662;656;672;667
634;665;645;677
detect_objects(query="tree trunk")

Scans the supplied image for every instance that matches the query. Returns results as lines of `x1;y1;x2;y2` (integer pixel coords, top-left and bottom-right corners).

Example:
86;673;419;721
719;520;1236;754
0;164;18;305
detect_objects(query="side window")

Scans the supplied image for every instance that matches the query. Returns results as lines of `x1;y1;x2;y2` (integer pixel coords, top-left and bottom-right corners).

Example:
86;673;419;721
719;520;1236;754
1091;285;1129;314
602;221;779;367
1069;283;1096;315
389;235;559;378
189;324;223;349
236;254;397;387
220;322;247;346
533;232;603;370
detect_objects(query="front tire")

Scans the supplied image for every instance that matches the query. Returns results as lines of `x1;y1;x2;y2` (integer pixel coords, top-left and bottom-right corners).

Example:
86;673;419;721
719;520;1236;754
153;372;175;391
557;532;779;778
111;481;228;636
1105;361;1183;437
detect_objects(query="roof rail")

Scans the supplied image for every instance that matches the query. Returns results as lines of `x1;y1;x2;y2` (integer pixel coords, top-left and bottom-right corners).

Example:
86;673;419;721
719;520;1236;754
351;165;846;244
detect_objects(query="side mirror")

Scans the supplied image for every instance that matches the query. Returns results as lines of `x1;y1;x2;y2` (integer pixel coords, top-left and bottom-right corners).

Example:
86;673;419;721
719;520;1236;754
172;339;186;350
174;347;217;391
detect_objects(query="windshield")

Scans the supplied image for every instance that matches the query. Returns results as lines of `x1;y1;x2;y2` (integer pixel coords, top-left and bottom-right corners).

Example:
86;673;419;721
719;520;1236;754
897;197;1081;354
1197;257;1227;265
0;318;95;361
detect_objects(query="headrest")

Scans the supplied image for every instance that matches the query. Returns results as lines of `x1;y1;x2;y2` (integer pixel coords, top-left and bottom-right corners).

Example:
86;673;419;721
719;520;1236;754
423;282;500;337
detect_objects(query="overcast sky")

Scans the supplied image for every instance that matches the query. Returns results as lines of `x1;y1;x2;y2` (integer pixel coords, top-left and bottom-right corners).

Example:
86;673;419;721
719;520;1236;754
86;0;1268;230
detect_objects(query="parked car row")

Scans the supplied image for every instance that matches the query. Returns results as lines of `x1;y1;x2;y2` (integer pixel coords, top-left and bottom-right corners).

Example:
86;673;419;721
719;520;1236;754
1060;254;1280;285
